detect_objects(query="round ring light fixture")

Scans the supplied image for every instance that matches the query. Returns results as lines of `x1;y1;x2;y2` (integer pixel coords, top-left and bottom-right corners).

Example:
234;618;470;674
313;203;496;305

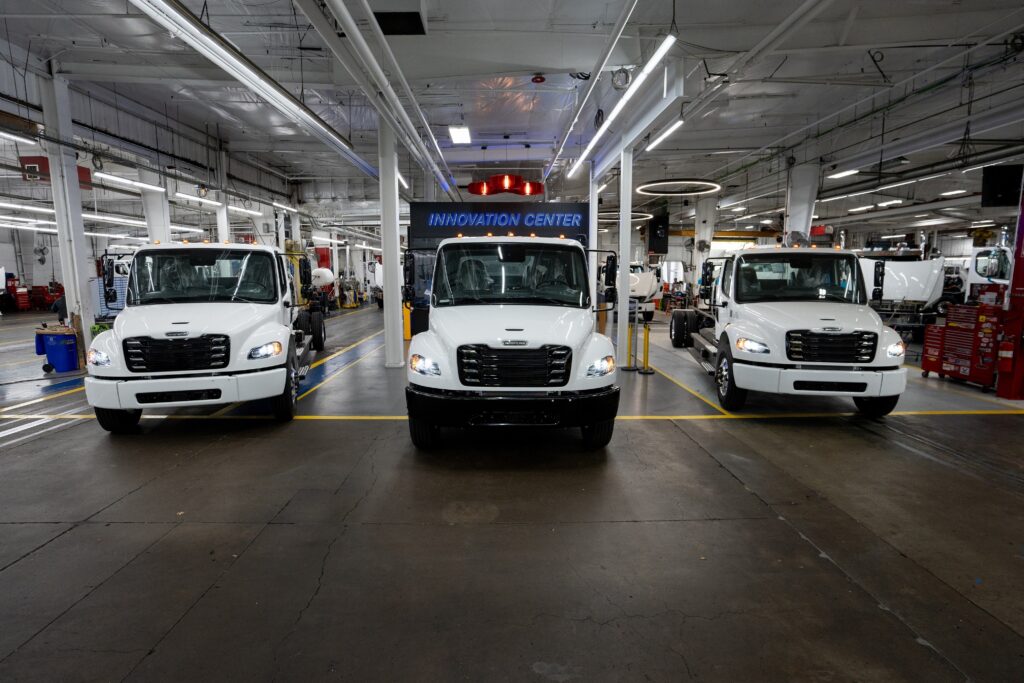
597;210;654;224
635;179;722;196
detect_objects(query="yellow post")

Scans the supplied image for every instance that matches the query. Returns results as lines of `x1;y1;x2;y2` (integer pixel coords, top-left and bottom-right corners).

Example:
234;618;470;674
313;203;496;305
403;305;412;340
626;323;633;362
639;323;655;375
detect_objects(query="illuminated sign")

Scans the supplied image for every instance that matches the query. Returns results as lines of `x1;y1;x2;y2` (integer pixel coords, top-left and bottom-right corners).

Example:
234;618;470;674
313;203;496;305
409;202;589;250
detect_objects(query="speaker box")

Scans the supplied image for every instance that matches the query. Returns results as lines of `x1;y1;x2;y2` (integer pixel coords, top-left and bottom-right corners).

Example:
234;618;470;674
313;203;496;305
647;213;669;254
981;165;1023;207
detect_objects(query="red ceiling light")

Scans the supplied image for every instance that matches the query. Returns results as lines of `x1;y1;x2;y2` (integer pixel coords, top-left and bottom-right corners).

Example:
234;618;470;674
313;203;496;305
467;174;542;197
512;180;544;196
467;180;490;195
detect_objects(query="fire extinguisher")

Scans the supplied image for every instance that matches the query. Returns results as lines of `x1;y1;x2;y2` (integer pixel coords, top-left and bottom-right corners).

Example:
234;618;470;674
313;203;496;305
998;339;1015;374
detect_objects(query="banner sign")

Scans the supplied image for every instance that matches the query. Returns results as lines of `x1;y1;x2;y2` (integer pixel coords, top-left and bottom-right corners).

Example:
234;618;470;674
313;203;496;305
408;202;589;250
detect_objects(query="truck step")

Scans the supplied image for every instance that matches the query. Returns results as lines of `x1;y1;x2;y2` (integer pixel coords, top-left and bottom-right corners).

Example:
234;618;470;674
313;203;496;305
691;334;717;356
699;361;715;375
298;364;310;380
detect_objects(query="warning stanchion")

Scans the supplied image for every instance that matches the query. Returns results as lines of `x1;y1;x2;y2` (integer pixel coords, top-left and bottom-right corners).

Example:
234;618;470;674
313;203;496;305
622;322;639;372
638;322;655;375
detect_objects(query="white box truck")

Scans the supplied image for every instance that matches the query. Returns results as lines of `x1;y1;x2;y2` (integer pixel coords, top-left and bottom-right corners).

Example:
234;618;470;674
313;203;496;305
85;242;325;432
670;247;908;416
403;236;620;449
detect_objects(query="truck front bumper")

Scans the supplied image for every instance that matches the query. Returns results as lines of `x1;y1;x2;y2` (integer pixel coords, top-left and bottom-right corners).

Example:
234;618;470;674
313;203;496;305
733;362;906;397
406;385;620;427
85;367;287;410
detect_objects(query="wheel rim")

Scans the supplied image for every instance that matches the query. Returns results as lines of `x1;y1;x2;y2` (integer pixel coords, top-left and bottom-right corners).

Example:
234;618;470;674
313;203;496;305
670;318;675;337
716;358;730;397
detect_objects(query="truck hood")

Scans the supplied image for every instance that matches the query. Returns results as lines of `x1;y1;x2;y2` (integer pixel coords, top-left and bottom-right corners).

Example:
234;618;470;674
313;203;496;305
740;301;883;335
113;302;276;340
431;305;594;352
860;258;945;305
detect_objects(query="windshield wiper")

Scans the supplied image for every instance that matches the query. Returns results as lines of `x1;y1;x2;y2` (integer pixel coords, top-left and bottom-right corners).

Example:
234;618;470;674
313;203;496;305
138;296;180;305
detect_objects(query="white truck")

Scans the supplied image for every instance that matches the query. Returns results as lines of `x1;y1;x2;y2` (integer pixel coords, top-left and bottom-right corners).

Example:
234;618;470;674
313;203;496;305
669;248;908;416
629;262;662;322
85;242;324;432
860;257;945;341
403;236;620;449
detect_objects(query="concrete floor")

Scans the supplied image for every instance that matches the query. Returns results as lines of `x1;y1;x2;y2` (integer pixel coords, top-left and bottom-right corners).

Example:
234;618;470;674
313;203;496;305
1;310;1023;681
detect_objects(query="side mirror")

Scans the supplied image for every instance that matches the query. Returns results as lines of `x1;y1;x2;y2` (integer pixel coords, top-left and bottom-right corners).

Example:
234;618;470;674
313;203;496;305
701;260;714;286
604;254;617;286
699;285;711;302
104;287;118;304
403;252;415;287
604;286;617;305
873;260;885;289
102;257;115;289
872;287;883;303
402;285;415;303
299;257;312;288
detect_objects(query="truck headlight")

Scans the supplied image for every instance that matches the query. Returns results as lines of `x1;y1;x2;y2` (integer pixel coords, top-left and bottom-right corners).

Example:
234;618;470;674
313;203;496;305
248;341;283;360
736;337;770;354
586;355;616;377
886;340;906;358
410;354;441;376
87;349;111;366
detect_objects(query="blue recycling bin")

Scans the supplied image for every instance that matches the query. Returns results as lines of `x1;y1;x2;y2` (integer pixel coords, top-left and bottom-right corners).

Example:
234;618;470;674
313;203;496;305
36;332;79;372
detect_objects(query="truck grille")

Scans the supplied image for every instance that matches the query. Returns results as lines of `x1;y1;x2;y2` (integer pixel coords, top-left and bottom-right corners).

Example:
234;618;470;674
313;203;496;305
457;345;572;388
786;331;877;364
123;335;230;373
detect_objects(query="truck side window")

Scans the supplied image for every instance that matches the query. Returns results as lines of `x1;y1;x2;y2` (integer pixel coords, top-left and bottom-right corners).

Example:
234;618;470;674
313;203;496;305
720;258;734;299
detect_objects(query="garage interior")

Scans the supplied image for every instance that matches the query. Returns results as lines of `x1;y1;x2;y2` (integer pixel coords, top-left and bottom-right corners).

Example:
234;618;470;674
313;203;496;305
1;1;1023;681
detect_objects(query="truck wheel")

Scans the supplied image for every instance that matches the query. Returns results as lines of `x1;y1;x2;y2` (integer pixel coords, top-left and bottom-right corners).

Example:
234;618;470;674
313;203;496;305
294;310;311;335
580;419;614;450
272;355;298;422
715;345;747;411
377;297;384;310
408;416;439;449
94;407;142;434
310;311;325;352
670;310;691;348
853;395;900;418
642;310;654;323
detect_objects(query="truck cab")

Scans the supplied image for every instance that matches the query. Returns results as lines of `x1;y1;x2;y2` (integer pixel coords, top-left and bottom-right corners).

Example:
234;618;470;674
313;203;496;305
403;236;620;449
628;261;662;322
85;242;324;432
670;248;907;416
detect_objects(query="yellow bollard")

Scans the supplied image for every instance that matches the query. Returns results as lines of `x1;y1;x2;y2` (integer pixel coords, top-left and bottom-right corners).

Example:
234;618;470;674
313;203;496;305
626;323;633;361
638;323;655;375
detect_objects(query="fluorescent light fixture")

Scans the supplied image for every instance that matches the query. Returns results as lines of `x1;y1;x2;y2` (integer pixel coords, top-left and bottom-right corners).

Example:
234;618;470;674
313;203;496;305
0;201;55;215
827;169;860;179
881;233;908;240
946;234;969;238
914;214;929;218
568;34;677;178
730;206;746;212
848;205;874;213
759;219;772;224
175;191;223;207
94;171;165;193
397;172;409;190
811;214;819;219
876;199;903;207
0;130;37;145
597;183;608;193
313;236;347;245
448;126;471;145
0;215;57;225
940;190;966;196
127;0;359;173
0;223;129;239
84;212;147;227
647;119;684;151
357;243;382;252
743;225;754;230
971;220;995;226
228;205;262;217
170;226;205;234
272;201;297;212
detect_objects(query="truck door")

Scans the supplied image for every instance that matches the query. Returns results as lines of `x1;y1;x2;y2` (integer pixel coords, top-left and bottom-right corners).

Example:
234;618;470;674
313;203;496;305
713;257;734;323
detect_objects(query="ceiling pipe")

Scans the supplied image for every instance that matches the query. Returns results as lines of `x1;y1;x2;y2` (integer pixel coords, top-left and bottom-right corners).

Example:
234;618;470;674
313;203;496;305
318;0;457;202
351;0;459;199
543;0;639;181
127;0;377;179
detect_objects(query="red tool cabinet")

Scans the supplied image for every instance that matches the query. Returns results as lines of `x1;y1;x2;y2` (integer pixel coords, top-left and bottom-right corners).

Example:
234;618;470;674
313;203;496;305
921;304;1000;389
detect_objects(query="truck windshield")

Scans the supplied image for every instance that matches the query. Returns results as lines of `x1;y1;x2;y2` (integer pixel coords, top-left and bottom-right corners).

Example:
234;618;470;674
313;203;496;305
433;242;588;308
127;249;278;305
734;253;865;304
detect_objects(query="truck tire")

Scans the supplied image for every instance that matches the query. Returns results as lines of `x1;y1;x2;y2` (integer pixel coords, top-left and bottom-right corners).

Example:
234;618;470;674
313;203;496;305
715;343;747;411
377;297;384;310
408;416;439;449
642;310;654;323
670;310;691;348
294;310;311;335
580;419;614;450
853;395;899;418
272;353;298;422
94;407;142;434
310;311;325;352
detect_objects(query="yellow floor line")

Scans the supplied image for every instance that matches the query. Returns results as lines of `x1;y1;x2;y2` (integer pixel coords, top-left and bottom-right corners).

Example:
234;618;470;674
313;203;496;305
649;364;729;415
0;386;85;413
906;364;1018;409
300;345;382;400
309;329;383;370
210;402;243;417
324;306;374;327
295;415;407;420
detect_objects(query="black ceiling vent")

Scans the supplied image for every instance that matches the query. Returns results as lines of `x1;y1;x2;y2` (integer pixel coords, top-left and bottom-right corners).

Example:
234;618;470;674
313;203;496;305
373;11;426;35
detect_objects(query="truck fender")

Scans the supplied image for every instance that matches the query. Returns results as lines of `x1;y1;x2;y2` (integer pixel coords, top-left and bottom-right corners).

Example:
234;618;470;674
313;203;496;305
575;333;616;382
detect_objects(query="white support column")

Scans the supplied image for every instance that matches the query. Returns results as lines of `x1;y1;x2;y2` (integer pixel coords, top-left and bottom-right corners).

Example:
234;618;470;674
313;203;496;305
345;243;351;279
276;211;287;249
423;169;436;202
694;196;718;292
331;234;340;280
379;123;404;368
785;160;820;244
138;168;171;243
588;162;599;306
40;70;94;347
215;150;230;243
616;145;633;366
288;211;301;245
